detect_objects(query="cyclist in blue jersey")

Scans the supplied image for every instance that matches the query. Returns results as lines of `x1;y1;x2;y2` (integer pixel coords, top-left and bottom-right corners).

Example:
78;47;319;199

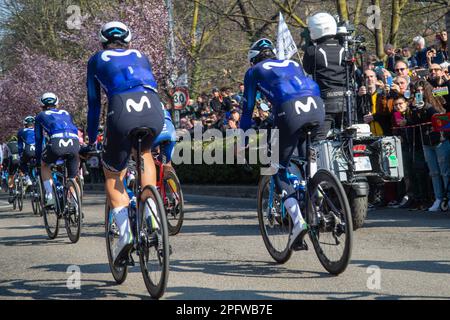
240;39;325;250
35;92;80;207
17;116;37;187
85;21;164;265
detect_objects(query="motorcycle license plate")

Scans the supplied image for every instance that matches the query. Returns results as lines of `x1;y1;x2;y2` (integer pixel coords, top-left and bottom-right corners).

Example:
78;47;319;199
354;157;372;172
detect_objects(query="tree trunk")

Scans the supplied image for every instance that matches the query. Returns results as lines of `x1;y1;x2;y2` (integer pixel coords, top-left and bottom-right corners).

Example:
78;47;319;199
354;0;364;27
389;0;401;47
337;0;349;22
372;0;385;59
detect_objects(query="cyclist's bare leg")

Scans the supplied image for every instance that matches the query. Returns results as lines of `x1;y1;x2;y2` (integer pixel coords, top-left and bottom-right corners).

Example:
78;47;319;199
104;168;129;209
8;175;14;189
135;149;157;201
41;161;54;196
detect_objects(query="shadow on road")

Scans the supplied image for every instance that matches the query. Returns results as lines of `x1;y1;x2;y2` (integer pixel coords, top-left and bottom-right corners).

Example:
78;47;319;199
0;278;151;300
0;234;67;247
179;224;259;237
353;259;450;275
364;209;450;230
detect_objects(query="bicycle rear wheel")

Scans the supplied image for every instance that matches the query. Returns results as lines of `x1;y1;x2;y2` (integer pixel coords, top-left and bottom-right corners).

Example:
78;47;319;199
138;185;170;299
105;203;128;284
257;176;293;264
307;169;353;275
65;179;82;243
43;184;60;239
31;183;39;215
17;177;24;212
163;167;184;236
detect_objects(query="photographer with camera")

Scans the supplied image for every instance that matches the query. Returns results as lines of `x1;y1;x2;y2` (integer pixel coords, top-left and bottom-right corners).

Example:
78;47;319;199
302;12;347;141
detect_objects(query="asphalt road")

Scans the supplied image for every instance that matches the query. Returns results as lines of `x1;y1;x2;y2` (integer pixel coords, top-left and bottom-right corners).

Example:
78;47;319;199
1;191;450;300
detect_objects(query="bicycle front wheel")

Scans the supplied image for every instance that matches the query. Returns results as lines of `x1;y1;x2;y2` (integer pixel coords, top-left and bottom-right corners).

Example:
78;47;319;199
163;167;184;236
65;179;82;243
257;176;293;264
307;169;353;275
138;185;170;299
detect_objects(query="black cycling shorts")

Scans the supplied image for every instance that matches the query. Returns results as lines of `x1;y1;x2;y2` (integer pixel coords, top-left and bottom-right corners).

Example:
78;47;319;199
20;145;36;173
273;96;325;199
42;138;80;179
7;155;20;175
103;90;164;172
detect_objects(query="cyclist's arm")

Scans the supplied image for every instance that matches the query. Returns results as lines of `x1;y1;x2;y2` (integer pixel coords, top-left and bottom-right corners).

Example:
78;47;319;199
87;56;101;145
34;117;44;164
17;130;24;157
240;68;257;131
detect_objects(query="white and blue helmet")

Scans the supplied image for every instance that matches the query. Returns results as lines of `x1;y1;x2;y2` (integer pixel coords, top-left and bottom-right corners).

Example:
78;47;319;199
40;92;59;107
99;21;132;44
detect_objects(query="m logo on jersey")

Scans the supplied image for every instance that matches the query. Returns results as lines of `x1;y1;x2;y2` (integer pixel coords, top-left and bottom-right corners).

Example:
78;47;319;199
59;139;74;148
101;49;142;62
30;145;36;152
45;110;69;116
262;60;299;70
295;97;318;115
126;96;152;113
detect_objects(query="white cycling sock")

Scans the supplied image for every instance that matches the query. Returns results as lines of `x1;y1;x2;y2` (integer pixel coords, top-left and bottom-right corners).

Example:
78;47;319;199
284;197;305;226
43;180;53;195
111;207;130;238
145;198;160;230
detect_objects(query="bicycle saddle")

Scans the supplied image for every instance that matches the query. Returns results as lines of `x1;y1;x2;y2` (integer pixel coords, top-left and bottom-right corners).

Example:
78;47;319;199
128;127;155;140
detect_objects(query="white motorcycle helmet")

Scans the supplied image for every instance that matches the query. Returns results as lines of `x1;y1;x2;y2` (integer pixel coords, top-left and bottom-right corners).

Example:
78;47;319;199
307;12;337;41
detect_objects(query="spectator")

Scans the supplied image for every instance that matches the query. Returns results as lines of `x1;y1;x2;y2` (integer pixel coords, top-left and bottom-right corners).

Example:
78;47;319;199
226;110;240;129
233;83;245;102
410;80;450;211
358;69;394;136
427;31;449;66
391;75;410;98
394;60;410;80
401;46;417;69
221;87;233;112
384;44;401;73
428;63;450;112
392;95;429;210
210;87;223;113
413;36;429;68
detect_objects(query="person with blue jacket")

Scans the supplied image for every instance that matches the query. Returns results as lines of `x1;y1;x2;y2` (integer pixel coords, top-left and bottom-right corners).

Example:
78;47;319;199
17;116;37;186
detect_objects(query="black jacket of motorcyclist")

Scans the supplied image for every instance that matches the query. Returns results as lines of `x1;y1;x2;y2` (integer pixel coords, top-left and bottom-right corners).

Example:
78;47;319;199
302;12;347;140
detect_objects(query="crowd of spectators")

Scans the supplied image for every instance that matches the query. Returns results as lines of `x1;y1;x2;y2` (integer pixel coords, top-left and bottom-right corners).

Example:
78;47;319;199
356;30;450;212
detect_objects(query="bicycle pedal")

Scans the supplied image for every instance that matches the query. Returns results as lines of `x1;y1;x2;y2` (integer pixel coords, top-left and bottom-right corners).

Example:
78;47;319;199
292;240;309;252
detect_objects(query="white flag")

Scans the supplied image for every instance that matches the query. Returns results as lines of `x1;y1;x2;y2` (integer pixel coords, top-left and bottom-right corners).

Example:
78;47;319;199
276;12;298;60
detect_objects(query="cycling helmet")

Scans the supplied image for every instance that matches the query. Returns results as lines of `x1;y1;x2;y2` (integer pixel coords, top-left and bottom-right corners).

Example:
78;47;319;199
307;12;337;41
99;21;132;45
23;116;35;126
40;92;59;107
248;38;276;64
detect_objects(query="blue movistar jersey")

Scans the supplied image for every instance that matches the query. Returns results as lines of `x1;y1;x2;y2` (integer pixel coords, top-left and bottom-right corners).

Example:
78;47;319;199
17;128;36;156
35;108;78;162
86;48;159;143
240;59;321;131
152;110;176;161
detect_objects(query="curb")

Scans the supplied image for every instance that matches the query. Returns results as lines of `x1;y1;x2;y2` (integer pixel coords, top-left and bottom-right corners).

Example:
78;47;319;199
83;183;258;199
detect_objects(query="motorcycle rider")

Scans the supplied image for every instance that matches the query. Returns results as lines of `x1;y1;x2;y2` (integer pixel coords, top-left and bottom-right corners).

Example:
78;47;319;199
302;12;347;141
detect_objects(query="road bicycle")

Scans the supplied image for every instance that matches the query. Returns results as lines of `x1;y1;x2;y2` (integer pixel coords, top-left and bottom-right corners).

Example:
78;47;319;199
257;126;353;275
12;170;25;212
153;141;184;236
103;127;170;299
42;158;83;243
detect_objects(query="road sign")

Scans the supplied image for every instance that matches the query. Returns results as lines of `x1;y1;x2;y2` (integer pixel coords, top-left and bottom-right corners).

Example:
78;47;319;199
172;87;189;110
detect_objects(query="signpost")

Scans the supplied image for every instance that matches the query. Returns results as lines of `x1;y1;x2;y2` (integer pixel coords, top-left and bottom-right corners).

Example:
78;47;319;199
171;87;190;128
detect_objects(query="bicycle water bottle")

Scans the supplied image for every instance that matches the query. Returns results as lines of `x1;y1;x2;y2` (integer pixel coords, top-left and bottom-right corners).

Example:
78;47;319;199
287;173;300;190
